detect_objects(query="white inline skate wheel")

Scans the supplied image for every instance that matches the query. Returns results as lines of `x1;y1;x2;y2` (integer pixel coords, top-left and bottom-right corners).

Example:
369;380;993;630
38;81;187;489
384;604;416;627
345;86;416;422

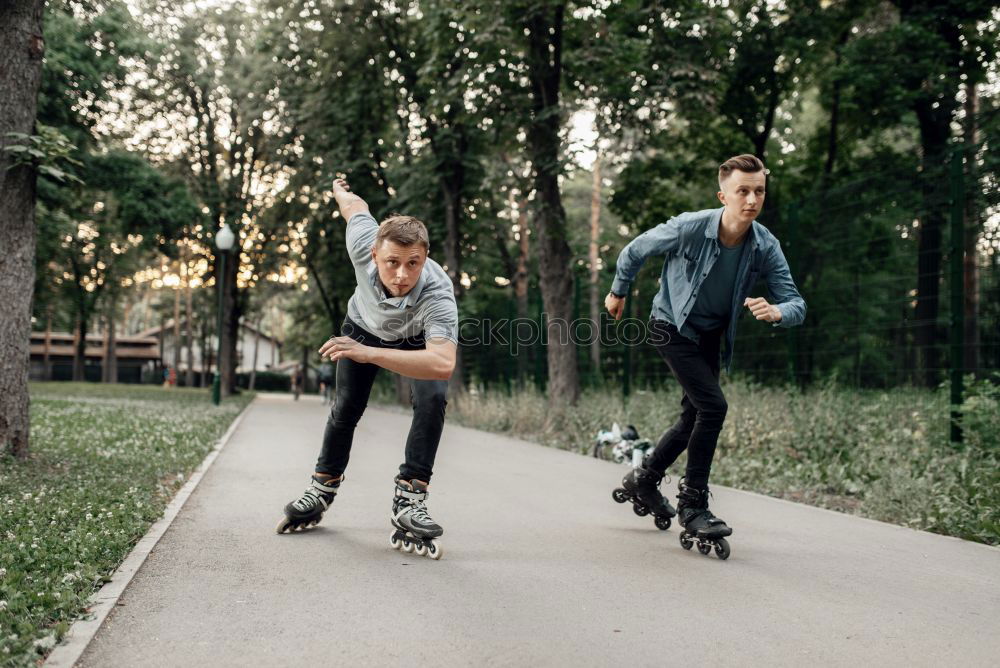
427;540;443;560
390;533;402;550
414;543;428;557
402;540;415;553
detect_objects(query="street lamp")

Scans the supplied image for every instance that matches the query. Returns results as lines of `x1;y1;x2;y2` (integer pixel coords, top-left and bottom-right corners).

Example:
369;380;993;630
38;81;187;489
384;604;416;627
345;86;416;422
212;223;236;405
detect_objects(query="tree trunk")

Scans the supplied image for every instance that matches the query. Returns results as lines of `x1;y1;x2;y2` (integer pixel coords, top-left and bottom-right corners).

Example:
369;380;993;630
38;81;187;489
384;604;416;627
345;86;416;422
523;3;579;406
588;153;602;378
158;311;166;379
512;194;531;384
824;29;849;177
184;249;195;387
514;197;531;324
74;313;88;381
441;179;466;392
0;0;44;457
248;317;261;390
43;308;52;380
172;273;181;381
105;294;118;383
200;306;210;387
963;81;979;377
913;101;953;387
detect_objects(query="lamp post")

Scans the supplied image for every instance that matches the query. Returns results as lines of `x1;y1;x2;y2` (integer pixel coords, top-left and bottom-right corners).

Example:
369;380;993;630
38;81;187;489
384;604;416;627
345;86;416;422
212;223;235;405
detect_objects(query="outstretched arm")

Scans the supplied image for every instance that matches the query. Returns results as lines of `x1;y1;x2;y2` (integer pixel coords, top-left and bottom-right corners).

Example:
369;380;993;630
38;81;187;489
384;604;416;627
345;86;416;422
318;336;456;381
332;177;369;221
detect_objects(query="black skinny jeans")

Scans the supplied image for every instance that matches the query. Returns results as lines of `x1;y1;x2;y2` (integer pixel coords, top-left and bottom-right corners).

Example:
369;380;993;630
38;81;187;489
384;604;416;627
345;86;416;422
644;319;728;489
315;317;448;483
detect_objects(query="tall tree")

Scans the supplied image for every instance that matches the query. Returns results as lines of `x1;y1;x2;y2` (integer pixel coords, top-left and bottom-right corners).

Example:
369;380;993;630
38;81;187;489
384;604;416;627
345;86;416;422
520;1;579;405
0;0;45;458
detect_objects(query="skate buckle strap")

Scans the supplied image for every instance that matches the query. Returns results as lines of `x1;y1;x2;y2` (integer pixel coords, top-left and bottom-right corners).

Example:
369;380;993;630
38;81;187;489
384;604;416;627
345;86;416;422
311;479;340;494
395;488;427;501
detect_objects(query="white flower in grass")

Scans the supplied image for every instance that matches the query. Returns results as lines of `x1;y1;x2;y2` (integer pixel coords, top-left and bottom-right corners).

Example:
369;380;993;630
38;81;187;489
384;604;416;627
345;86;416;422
0;600;6;610
0;568;6;578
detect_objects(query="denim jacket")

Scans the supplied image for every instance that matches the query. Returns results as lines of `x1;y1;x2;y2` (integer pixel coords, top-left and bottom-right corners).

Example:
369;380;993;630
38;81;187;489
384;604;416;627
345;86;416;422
610;207;806;371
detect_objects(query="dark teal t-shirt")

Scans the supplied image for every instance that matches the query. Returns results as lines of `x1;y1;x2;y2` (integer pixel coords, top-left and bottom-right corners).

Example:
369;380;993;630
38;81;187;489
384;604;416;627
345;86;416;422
686;240;746;334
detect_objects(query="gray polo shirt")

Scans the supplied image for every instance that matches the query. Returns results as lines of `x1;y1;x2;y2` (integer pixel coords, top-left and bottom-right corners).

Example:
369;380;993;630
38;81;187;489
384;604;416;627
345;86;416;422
345;211;458;344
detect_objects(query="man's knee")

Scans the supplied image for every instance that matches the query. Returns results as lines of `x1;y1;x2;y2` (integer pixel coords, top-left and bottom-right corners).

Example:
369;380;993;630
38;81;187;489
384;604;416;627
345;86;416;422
330;390;368;424
412;382;448;412
697;395;728;423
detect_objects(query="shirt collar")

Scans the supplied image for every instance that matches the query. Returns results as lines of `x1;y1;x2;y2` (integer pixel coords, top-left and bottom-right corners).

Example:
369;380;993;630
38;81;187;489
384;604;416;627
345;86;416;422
709;206;760;249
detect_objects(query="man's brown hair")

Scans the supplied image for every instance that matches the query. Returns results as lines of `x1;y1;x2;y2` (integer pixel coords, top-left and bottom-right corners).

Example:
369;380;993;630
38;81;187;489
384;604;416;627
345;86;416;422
718;154;768;187
376;214;430;252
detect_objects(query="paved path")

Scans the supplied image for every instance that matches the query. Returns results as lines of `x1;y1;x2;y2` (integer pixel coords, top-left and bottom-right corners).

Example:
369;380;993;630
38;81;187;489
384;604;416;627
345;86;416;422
80;394;1000;667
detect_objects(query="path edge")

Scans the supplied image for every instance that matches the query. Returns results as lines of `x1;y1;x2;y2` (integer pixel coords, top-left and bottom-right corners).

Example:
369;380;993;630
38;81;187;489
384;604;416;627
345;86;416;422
43;396;257;668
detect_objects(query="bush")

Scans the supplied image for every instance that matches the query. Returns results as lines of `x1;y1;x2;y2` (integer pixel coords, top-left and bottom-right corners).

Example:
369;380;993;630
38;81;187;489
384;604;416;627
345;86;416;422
235;371;291;392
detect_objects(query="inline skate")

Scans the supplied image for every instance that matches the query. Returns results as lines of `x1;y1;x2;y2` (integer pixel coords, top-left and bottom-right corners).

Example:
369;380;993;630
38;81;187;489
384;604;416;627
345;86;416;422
275;474;341;533
612;462;677;531
389;477;443;560
676;479;732;560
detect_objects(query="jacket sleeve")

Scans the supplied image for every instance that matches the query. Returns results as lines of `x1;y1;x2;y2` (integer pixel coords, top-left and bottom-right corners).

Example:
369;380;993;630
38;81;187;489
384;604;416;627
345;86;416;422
764;239;806;327
610;219;681;296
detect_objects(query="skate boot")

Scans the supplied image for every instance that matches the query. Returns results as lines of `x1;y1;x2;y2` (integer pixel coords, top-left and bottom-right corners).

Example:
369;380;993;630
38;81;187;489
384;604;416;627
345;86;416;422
389;477;443;560
612;463;677;530
275;474;341;534
676;479;732;560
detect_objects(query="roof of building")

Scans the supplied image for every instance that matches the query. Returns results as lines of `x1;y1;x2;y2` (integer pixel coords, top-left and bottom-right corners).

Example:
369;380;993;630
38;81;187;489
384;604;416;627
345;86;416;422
29;332;160;360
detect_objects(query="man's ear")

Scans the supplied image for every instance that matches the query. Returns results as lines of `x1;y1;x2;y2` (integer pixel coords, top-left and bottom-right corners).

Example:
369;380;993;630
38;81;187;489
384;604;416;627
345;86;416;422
717;190;726;205
371;245;377;262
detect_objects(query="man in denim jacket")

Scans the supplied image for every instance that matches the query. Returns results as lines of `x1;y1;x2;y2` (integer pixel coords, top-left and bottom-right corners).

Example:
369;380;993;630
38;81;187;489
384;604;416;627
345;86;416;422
607;154;805;553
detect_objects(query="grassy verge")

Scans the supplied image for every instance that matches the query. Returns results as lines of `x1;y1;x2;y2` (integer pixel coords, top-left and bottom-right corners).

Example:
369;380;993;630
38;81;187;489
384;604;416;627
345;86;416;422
448;378;1000;546
0;383;253;667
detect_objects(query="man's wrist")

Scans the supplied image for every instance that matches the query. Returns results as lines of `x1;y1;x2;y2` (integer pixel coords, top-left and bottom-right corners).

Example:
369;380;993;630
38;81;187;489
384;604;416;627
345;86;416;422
608;289;626;299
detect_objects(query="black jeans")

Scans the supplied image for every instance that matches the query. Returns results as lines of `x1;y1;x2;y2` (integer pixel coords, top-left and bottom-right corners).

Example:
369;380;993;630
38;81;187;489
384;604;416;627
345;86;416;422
644;319;728;489
315;317;449;483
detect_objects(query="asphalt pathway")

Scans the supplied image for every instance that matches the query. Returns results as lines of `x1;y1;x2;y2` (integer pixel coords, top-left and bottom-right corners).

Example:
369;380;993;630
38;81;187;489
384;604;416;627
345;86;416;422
79;394;1000;667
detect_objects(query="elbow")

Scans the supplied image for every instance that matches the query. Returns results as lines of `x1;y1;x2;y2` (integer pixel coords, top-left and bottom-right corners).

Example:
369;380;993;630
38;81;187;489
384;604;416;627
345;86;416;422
436;359;456;381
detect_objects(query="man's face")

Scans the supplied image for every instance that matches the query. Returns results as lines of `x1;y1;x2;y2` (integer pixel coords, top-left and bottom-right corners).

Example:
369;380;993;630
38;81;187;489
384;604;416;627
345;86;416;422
718;169;766;223
372;240;428;297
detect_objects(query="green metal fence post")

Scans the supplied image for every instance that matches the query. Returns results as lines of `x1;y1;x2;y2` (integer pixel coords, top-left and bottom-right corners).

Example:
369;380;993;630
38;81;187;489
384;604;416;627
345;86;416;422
949;148;965;443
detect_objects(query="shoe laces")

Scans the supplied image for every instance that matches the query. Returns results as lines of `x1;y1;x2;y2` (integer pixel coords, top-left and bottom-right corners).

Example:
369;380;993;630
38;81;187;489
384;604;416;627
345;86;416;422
293;483;334;512
292;486;323;512
401;497;434;525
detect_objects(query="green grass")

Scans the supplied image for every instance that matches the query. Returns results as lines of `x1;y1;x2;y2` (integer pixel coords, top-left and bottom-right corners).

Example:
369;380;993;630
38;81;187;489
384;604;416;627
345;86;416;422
0;383;253;667
449;378;1000;546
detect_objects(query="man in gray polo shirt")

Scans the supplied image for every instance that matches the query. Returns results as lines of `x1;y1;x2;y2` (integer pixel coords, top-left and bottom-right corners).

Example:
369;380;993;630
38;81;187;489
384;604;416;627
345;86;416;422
276;177;457;560
607;154;805;559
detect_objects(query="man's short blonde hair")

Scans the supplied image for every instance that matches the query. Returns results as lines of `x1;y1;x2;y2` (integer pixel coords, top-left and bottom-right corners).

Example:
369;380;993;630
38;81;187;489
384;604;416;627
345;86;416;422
718;154;768;187
376;214;429;252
